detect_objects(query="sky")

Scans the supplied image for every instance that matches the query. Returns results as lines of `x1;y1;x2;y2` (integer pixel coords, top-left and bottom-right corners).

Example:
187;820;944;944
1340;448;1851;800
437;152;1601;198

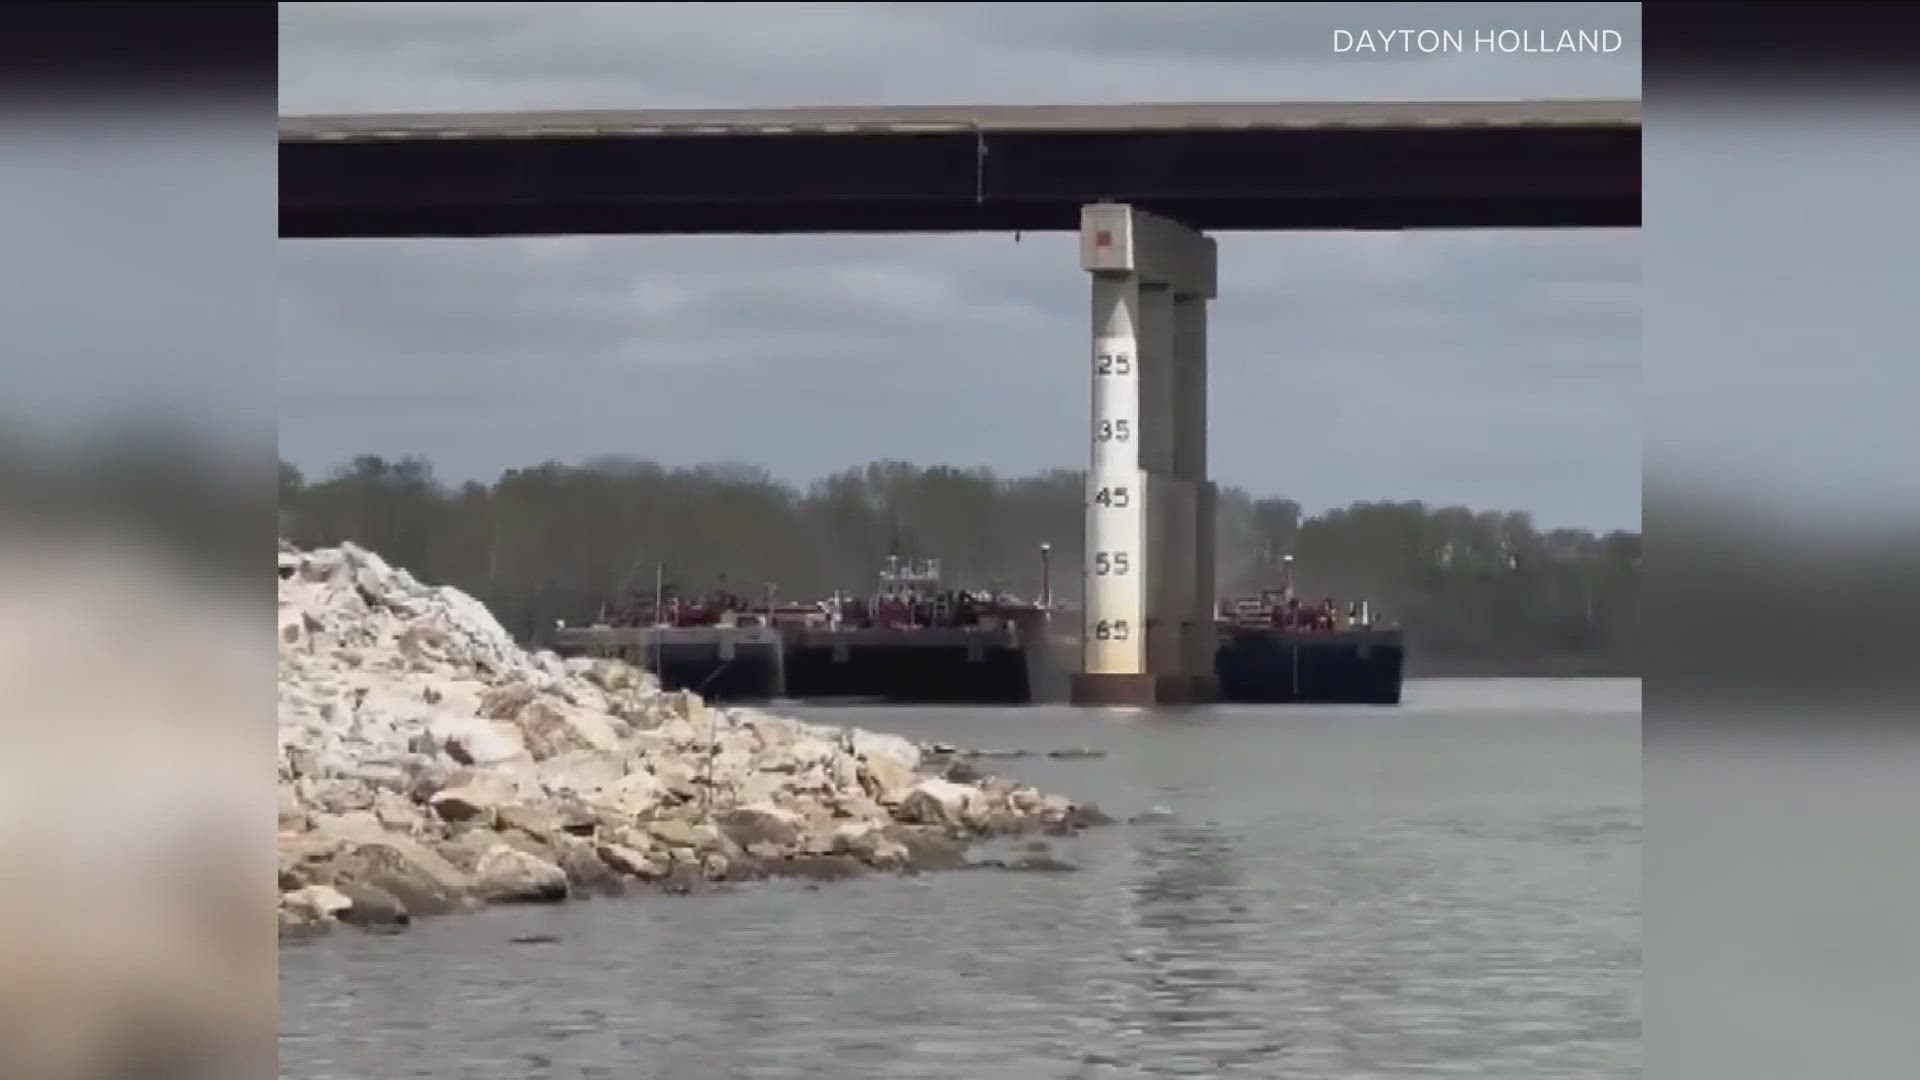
276;2;1642;532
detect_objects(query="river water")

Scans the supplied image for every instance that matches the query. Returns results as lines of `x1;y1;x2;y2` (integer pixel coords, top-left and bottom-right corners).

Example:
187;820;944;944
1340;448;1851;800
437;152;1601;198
279;678;1640;1079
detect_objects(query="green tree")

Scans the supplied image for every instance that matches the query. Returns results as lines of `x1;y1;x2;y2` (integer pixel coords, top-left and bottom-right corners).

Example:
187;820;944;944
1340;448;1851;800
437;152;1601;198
278;455;1639;673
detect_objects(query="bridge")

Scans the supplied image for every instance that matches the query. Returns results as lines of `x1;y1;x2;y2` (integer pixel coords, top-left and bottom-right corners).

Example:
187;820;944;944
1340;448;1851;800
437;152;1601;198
279;99;1641;706
280;100;1638;237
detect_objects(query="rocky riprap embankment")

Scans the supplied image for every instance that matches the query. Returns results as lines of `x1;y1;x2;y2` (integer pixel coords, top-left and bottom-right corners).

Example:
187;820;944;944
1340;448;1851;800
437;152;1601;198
278;541;1108;937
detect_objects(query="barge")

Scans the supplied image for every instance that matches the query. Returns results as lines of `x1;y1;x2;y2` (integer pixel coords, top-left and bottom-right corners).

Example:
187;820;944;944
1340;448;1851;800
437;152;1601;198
549;556;1403;707
1213;619;1406;705
1211;560;1405;704
548;558;1050;706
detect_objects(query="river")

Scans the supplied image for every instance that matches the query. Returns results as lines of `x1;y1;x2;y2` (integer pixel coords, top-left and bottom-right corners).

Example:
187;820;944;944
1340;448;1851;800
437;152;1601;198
279;677;1640;1079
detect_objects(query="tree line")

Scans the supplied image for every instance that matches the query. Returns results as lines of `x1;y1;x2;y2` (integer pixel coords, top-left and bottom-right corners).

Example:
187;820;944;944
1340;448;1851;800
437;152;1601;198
279;455;1638;675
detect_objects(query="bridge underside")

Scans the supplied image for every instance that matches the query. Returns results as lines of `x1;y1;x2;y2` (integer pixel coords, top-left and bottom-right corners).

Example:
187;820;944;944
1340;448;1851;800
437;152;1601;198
281;194;1634;238
281;125;1639;237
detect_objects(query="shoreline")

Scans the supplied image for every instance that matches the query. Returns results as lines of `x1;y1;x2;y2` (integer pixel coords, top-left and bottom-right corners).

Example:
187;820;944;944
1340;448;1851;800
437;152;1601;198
280;790;1112;940
278;541;1110;939
278;722;1114;939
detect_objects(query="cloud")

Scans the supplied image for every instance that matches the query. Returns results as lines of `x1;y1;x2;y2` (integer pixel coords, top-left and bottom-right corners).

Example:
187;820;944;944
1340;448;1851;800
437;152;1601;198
278;2;1641;112
277;2;1641;530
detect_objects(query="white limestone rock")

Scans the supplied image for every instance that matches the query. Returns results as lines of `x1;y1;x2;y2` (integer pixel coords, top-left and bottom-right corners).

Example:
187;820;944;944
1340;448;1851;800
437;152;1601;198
472;844;569;903
585;770;669;821
277;538;1104;923
899;778;983;828
861;754;921;806
832;820;910;869
846;728;922;772
714;802;804;851
427;775;515;825
595;842;662;879
281;884;354;925
534;749;627;797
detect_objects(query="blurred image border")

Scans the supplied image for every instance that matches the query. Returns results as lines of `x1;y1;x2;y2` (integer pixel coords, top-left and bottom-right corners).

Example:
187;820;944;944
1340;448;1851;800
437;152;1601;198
1646;4;1920;1079
0;6;278;1080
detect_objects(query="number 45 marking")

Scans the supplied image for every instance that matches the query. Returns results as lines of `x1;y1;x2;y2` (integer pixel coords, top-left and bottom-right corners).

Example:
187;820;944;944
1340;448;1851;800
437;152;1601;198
1094;486;1130;508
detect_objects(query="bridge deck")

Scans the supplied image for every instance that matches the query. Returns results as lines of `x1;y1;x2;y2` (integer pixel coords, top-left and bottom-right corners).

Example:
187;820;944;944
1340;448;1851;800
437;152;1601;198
280;99;1641;236
281;99;1640;141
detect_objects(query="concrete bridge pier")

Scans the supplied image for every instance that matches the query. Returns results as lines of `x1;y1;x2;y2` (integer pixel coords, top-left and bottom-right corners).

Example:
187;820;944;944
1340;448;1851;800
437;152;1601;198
1071;203;1218;707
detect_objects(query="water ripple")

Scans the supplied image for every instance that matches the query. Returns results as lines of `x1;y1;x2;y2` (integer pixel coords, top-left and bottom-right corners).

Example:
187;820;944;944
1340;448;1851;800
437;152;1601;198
282;684;1640;1079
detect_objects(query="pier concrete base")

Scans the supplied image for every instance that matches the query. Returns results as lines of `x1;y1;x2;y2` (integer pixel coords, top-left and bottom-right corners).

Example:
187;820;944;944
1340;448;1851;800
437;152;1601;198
1070;672;1218;707
1077;204;1219;706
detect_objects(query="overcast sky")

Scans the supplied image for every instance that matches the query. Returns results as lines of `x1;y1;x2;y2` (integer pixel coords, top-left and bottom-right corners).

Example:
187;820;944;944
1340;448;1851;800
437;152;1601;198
277;2;1642;532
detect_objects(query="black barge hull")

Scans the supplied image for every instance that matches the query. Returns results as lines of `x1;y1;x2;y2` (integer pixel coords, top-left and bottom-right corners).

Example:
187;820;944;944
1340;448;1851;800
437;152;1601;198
551;625;1403;706
552;626;786;701
546;625;1031;705
1214;629;1406;705
783;630;1030;705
